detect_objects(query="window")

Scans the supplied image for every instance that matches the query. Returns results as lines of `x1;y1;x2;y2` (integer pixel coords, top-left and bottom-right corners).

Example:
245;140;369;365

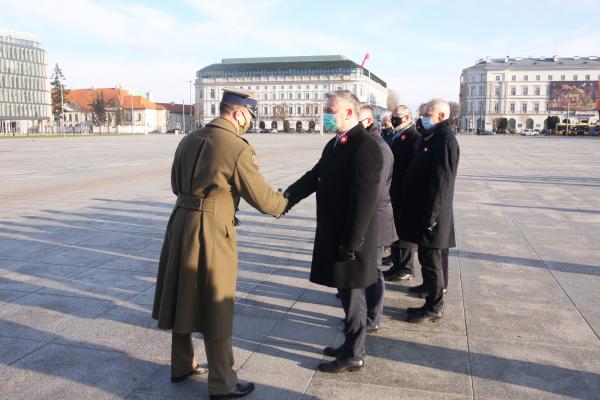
510;103;515;112
511;75;516;81
573;75;578;81
510;86;516;96
210;88;215;99
137;113;142;121
296;93;301;99
533;103;539;113
305;93;310;99
522;86;528;96
297;106;302;114
314;93;319;99
280;93;284;100
263;106;268;114
288;93;292;99
297;85;301;89
534;86;540;96
524;75;528;81
521;103;527;113
210;104;215;115
548;75;553;81
560;75;565;81
272;93;276;100
469;87;474;96
494;102;500;112
585;74;591;80
288;106;293;114
495;75;501;81
280;85;284;89
494;87;500;96
536;75;540;81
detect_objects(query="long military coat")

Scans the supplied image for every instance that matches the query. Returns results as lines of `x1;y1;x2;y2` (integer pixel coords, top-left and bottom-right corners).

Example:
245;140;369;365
397;120;460;249
372;135;397;247
389;124;421;248
152;117;287;339
285;123;383;289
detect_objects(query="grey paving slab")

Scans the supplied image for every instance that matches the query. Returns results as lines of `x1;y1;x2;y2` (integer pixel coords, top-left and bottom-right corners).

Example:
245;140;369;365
0;337;46;365
0;238;54;261
0;260;84;292
469;338;600;400
25;245;123;268
0;343;162;400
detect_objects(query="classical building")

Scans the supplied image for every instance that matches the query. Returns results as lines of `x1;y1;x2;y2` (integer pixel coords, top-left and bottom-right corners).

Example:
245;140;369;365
459;56;600;133
195;55;388;132
64;88;167;133
155;102;194;132
0;29;51;134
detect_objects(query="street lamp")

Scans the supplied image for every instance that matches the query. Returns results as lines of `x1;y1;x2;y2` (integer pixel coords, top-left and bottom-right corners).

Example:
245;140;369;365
187;80;193;130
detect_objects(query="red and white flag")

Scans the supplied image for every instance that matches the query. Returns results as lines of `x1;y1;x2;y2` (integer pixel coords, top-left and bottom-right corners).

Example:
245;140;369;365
360;51;370;68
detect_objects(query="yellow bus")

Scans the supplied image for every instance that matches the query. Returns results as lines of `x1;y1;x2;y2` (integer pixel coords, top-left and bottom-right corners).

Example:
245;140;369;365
556;123;597;136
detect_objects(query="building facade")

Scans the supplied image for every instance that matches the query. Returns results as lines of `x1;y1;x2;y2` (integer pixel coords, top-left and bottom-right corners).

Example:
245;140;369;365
64;88;167;133
459;56;600;133
195;55;388;132
0;29;51;134
155;103;193;132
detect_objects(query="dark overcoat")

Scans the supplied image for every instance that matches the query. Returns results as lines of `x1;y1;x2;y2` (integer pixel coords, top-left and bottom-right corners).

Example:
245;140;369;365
397;120;460;249
389;124;421;248
372;135;397;247
152;117;287;339
286;123;383;289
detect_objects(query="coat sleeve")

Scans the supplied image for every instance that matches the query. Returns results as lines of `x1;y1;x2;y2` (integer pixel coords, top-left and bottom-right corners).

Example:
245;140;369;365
232;146;287;217
342;139;383;251
170;141;183;195
424;135;460;226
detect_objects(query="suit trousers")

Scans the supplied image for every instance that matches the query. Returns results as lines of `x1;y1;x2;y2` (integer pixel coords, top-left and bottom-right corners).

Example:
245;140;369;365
390;242;415;275
337;287;367;360
417;245;444;312
171;333;238;395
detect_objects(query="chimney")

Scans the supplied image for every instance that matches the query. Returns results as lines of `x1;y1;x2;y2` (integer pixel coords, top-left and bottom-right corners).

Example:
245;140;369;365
504;56;509;63
553;55;559;62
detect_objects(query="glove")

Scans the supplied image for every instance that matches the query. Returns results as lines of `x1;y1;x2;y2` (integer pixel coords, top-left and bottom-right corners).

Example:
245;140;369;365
338;245;357;261
234;216;241;226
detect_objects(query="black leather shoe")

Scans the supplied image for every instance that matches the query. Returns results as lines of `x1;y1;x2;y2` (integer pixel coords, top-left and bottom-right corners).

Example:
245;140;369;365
318;358;364;373
408;284;427;294
406;309;443;323
367;324;380;333
171;364;208;383
381;255;393;266
210;382;255;399
384;272;413;282
406;306;424;316
323;345;344;357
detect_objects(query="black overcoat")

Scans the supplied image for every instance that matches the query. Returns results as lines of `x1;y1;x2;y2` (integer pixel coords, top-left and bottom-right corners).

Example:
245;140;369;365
397;120;460;249
372;135;397;247
389;124;421;248
286;123;383;289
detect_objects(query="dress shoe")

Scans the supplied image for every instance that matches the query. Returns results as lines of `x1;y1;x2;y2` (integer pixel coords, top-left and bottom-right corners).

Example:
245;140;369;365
210;381;255;399
367;324;381;333
171;364;208;383
381;255;393;266
406;308;443;323
323;345;344;357
318;358;364;373
384;271;413;282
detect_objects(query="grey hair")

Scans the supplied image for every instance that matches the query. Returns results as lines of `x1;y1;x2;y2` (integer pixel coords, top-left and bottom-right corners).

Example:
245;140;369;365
427;98;450;118
379;111;391;123
393;104;413;121
325;90;359;115
359;103;374;117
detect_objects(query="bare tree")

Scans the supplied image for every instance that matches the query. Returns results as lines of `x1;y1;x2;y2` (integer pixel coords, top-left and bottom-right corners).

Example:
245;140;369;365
449;101;460;130
91;92;108;129
386;89;401;111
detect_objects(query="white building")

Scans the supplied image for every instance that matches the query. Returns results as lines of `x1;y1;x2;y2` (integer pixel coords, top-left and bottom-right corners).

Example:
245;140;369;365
0;29;51;134
459;56;600;133
155;102;194;132
195;55;388;132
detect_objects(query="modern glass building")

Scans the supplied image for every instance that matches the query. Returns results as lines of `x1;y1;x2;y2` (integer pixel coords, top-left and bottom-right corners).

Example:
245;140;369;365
195;55;388;132
0;29;51;134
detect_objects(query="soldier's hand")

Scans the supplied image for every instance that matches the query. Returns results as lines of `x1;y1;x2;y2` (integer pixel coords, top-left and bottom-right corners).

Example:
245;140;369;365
338;245;357;261
234;216;241;226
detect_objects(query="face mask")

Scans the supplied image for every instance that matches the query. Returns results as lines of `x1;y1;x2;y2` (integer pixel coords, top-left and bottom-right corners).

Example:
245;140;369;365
391;116;403;128
236;110;252;135
360;118;373;132
421;116;435;130
323;113;339;133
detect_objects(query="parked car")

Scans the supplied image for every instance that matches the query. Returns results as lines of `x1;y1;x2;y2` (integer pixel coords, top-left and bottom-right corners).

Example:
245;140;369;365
247;128;259;133
479;130;495;135
522;128;539;136
269;128;278;133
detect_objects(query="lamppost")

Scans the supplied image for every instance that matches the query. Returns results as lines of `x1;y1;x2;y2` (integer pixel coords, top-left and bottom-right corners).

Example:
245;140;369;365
187;80;193;130
60;78;65;138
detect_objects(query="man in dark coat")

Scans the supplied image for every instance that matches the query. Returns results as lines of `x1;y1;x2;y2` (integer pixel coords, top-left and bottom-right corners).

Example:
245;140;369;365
153;89;287;399
284;90;383;373
385;105;421;281
397;98;460;323
359;104;396;332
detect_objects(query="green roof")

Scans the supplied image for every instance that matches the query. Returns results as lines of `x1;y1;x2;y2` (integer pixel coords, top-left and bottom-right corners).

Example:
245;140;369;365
197;55;387;88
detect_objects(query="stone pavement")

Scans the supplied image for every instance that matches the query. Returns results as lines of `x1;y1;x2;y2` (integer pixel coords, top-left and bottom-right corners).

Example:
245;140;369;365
0;134;599;400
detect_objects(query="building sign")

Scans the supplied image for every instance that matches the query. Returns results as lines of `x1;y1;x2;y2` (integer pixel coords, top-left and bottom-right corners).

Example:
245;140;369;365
548;81;599;111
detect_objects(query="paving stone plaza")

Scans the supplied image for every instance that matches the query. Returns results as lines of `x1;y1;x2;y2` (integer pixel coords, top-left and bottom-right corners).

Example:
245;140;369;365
0;134;599;399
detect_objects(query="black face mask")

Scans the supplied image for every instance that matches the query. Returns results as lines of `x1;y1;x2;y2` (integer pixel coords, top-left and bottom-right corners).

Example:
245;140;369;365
391;116;403;128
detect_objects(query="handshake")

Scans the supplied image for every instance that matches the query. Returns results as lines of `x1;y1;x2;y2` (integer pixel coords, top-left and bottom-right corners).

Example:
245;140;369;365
277;188;294;218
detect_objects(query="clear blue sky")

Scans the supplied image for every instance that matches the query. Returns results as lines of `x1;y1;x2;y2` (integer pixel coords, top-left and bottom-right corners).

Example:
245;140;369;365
2;0;599;109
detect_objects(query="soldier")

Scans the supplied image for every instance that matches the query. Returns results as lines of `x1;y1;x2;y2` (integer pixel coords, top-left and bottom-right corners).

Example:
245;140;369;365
152;89;287;399
284;90;383;373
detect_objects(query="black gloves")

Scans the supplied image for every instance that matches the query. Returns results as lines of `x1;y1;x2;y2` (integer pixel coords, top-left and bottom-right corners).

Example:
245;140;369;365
338;245;357;261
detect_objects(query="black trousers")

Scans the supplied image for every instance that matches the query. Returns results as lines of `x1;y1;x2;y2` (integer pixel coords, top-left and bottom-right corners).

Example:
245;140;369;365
390;243;415;275
337;287;367;360
365;268;384;327
417;245;444;312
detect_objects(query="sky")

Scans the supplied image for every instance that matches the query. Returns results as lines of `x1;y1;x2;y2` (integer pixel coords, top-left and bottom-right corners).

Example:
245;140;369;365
2;0;599;109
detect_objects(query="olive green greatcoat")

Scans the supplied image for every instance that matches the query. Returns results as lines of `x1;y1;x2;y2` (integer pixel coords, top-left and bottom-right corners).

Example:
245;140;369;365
152;117;287;339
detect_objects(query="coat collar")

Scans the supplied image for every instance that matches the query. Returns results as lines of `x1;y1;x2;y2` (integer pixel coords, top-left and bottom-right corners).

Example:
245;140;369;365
207;117;241;136
421;120;451;141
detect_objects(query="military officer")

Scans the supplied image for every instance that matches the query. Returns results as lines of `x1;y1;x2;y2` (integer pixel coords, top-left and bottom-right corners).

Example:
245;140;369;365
152;89;287;399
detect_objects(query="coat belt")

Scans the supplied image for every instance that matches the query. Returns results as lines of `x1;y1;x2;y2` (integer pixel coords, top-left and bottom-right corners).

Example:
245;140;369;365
176;194;215;212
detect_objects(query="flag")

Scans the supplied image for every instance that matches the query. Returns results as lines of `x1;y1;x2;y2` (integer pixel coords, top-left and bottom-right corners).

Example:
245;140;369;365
360;52;370;68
